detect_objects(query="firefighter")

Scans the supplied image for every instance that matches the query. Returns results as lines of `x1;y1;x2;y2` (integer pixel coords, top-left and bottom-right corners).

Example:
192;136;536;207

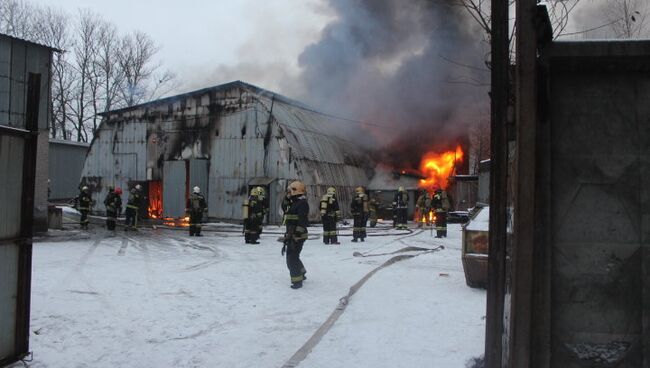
392;186;409;230
255;186;268;240
243;187;264;244
351;186;369;242
186;186;207;236
415;190;433;228
104;186;123;230
281;187;292;224
432;188;451;238
124;185;143;230
320;187;341;244
368;191;382;228
76;186;93;229
282;180;309;289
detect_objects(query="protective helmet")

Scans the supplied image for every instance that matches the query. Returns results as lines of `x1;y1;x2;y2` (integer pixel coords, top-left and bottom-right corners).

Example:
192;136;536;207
288;181;306;195
398;186;405;192
115;187;123;195
355;186;364;195
327;187;336;195
135;184;142;190
82;186;89;191
193;186;200;193
107;185;114;192
256;186;265;196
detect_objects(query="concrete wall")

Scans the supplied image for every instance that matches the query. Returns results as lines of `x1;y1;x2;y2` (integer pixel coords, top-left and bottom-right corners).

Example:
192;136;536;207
542;41;650;367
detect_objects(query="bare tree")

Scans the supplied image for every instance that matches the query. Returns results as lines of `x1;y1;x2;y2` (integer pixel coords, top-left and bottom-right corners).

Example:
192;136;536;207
118;31;158;107
68;9;100;142
95;21;124;113
604;0;649;38
469;117;491;174
30;6;75;140
440;0;580;66
3;0;177;140
0;0;35;39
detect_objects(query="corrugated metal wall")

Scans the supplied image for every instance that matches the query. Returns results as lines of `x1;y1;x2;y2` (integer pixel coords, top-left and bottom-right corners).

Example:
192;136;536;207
82;82;373;222
0;34;53;366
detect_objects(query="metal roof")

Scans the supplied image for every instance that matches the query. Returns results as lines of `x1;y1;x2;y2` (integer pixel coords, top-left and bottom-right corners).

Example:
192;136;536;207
0;33;62;52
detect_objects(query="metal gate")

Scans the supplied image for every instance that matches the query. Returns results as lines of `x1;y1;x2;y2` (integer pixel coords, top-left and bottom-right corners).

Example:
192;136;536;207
163;161;186;218
163;159;210;218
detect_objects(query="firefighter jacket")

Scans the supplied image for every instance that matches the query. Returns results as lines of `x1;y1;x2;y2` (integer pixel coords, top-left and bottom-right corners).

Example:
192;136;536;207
432;191;451;211
285;194;309;242
416;193;432;212
369;197;381;213
77;191;93;211
104;192;122;215
393;191;409;209
351;193;369;217
186;193;207;214
320;194;340;219
281;195;292;215
126;190;143;212
245;194;264;220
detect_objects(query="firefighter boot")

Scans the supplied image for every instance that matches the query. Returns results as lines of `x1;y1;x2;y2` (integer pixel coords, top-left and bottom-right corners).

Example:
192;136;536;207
291;281;303;289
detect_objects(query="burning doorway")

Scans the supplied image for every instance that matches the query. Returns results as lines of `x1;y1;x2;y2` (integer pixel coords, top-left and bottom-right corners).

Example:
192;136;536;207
162;159;209;218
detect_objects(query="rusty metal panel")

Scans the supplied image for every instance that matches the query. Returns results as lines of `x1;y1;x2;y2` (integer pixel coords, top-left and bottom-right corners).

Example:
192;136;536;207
0;135;24;238
9;42;26;129
0;37;10;126
0;242;19;360
163;160;185;218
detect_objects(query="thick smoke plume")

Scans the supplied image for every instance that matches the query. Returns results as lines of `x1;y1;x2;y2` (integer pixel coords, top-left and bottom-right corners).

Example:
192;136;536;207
295;0;489;171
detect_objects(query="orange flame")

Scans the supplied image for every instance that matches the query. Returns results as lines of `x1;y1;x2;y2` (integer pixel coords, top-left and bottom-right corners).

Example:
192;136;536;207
148;181;163;219
418;145;463;192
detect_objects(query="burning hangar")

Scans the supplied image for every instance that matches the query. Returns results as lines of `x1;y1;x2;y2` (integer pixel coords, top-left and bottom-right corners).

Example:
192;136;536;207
80;81;374;223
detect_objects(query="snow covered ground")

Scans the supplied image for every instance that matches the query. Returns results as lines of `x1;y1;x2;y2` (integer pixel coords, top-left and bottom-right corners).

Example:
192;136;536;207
18;217;486;368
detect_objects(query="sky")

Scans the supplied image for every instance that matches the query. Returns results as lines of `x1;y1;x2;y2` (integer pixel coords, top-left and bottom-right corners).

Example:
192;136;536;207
24;211;487;367
39;0;334;93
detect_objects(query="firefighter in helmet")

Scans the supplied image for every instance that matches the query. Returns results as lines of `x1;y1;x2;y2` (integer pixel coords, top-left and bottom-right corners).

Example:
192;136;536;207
415;190;433;228
351;186;369;242
255;186;268;240
282;180;309;289
104;186;123;230
320;186;341;244
186;186;207;236
76;185;93;229
432;187;451;238
392;186;409;230
243;187;264;244
125;184;143;230
368;191;382;228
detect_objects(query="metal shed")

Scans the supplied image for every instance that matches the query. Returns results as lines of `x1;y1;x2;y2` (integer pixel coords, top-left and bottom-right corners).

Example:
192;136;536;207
0;33;55;367
81;81;373;223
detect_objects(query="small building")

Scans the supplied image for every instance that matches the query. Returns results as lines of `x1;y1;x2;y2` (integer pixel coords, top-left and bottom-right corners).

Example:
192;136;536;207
448;174;478;211
0;33;56;366
81;81;373;223
48;138;90;201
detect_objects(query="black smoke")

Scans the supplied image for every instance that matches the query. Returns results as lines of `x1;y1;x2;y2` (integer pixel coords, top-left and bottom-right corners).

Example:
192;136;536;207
296;0;489;170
